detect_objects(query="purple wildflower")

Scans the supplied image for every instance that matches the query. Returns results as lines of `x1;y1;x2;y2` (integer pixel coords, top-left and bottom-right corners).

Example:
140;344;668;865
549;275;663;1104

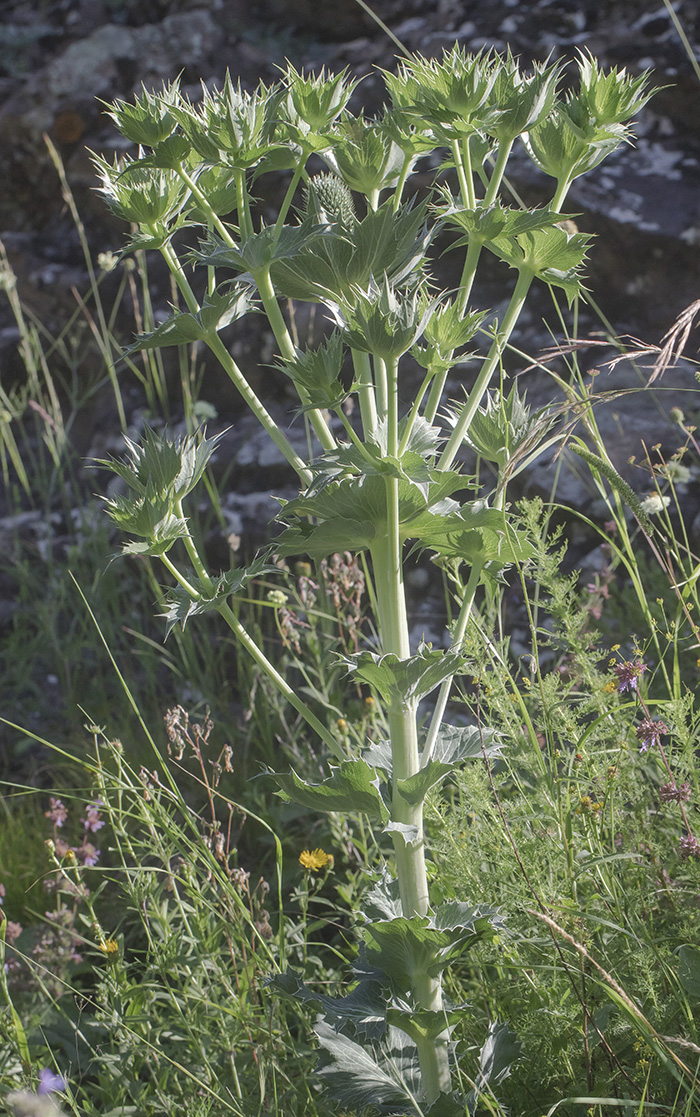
659;781;691;804
679;834;700;861
78;843;100;868
613;659;647;694
636;716;668;752
45;798;68;828
81;802;105;834
37;1068;66;1095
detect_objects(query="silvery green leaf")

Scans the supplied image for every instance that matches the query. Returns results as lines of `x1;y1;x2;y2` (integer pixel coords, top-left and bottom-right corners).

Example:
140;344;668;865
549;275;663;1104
271;197;431;305
362;865;404;923
160;554;278;636
384;821;421;847
126;287;254;355
363;739;393;775
467;1022;521;1112
433;725;503;765
268;969;387;1041
273;759;389;822
314;1021;421;1114
364;916;451;984
432;901;505;937
342;647;465;705
191;220;329;275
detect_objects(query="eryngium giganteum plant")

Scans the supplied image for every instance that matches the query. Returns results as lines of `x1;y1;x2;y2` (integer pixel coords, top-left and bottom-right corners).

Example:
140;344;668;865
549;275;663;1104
96;47;653;1113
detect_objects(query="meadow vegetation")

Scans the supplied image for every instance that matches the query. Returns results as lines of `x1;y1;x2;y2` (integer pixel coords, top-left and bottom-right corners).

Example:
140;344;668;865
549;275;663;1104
1;18;700;1117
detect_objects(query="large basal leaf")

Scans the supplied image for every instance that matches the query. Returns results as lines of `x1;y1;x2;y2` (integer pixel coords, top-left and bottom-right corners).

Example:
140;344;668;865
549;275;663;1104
467;1021;522;1112
273;759;389;822
315;1020;422;1115
268;969;387;1041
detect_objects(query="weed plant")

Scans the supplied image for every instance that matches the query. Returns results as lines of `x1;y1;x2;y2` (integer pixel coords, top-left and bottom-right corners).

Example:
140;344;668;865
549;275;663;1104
2;23;700;1117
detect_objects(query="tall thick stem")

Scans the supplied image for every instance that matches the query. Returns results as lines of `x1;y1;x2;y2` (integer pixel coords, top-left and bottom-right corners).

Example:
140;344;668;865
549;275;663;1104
370;352;451;1101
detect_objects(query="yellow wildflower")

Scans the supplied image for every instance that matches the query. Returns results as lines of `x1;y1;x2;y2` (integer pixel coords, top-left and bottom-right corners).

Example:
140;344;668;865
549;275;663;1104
299;848;333;872
98;939;119;956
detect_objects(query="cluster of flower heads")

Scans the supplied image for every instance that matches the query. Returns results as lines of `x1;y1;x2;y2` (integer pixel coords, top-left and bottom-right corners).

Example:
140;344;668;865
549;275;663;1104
45;796;105;868
0;798;107;991
611;654;698;862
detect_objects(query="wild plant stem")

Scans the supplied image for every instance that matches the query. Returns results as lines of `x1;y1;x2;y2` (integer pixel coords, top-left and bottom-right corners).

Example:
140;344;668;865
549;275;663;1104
370;350;451;1101
439;267;533;471
254;267;337;453
422;559;484;767
216;601;346;761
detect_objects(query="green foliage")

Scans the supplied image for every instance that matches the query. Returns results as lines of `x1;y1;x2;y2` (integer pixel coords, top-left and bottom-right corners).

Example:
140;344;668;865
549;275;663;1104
6;27;693;1117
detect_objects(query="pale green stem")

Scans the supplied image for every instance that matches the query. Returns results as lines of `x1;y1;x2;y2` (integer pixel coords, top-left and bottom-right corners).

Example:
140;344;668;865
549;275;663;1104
368;188;380;212
392;152;414;212
369;349;451;1101
451;137;475;210
174;163;237;248
236;168;253;240
422;559;484;767
176;497;215;593
351;348;378;436
455;232;483;316
398;367;436;456
439;268;533;471
160;552;202;598
374;355;388;421
273;164;305;238
551;174;574;213
215;600;346;761
423;365;450;427
162;551;345;760
336;407;378;463
254;267;337;453
386;355;399;457
483;138;515;206
160;240;200;314
162;243;312;484
205;332;312;485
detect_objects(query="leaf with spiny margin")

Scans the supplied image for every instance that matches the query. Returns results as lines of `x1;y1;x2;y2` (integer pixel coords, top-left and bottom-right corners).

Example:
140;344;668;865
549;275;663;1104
436;195;570;245
273;759;389;822
361;866;404;923
362;739;393;775
433;901;506;939
364;916;451;984
190;220;330;274
397;725;503;805
386;1005;464;1043
275;469;469;558
125;286;254;354
114;507;189;556
267;969;387;1041
341;646;465;705
270;197;431;305
467;1022;522;1111
489;224;592;303
383;821;420;847
314;1021;421;1114
99;424;224;502
160;553;277;637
